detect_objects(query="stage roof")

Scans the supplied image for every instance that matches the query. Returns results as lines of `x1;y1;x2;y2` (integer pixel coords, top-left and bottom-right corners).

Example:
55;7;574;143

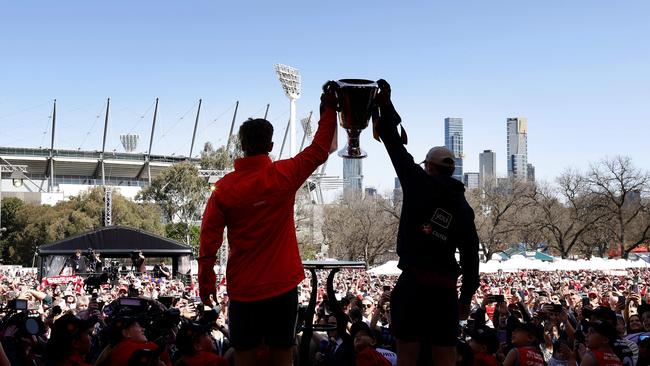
37;225;192;257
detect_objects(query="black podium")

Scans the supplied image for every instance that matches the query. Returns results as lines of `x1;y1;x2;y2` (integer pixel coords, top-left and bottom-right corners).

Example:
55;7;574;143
299;260;366;366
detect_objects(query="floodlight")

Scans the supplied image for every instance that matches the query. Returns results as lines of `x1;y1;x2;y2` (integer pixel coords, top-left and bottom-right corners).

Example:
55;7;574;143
300;117;313;138
120;134;140;153
274;64;301;157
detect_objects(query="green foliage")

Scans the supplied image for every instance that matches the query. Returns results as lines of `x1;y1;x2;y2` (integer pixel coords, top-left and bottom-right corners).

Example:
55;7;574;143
0;187;164;266
165;223;200;255
200;139;241;170
136;161;209;225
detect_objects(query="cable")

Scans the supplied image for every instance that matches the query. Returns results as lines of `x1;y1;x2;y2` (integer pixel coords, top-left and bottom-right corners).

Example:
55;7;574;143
78;102;107;150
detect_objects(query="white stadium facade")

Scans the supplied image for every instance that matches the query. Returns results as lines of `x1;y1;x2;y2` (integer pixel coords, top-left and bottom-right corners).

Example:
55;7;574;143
0;146;204;204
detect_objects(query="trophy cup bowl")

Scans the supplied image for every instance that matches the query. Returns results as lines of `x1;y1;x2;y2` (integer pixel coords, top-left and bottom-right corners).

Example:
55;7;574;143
336;79;378;159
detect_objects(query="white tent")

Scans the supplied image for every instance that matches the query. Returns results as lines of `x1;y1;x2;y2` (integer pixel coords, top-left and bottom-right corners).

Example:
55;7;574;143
368;260;402;276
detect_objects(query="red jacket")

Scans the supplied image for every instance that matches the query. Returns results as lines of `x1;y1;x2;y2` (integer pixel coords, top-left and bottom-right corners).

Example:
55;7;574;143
108;339;171;366
356;347;392;366
199;109;336;302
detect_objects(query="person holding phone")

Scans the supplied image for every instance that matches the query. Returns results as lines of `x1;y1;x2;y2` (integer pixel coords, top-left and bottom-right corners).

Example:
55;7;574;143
375;80;480;366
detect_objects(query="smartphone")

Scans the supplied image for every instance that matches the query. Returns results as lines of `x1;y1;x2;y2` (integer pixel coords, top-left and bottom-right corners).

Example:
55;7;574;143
383;285;391;292
488;295;505;303
640;335;649;341
617;296;626;308
582;297;590;306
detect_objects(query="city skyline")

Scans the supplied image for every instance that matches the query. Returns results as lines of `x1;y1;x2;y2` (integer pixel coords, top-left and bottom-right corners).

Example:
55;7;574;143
1;1;649;194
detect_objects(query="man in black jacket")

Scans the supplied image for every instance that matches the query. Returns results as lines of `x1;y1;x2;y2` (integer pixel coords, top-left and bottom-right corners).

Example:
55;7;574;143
375;80;480;366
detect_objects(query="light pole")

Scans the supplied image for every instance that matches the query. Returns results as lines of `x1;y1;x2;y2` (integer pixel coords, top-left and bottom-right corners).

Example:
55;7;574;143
274;64;301;157
0;165;26;238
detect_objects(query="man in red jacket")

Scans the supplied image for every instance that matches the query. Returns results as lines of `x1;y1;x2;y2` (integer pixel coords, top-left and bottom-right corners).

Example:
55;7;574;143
198;81;339;366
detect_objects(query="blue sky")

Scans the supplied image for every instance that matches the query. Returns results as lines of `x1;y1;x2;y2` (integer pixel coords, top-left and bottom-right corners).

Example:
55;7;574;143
1;1;649;194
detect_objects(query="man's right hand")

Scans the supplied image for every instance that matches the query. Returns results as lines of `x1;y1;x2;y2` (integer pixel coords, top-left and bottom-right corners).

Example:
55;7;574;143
320;81;339;113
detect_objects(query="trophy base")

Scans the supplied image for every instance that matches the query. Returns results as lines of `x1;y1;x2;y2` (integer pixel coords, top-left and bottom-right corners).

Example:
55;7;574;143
338;146;367;159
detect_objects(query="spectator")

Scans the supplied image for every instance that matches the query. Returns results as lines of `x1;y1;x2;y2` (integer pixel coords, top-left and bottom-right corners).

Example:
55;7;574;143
570;321;622;366
469;329;500;366
502;322;546;366
174;322;228;366
350;321;392;366
95;317;171;366
45;313;97;366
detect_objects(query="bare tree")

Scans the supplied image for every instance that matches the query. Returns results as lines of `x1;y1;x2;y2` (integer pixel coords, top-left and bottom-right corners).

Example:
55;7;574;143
587;156;650;258
467;181;531;262
321;192;399;266
525;171;608;258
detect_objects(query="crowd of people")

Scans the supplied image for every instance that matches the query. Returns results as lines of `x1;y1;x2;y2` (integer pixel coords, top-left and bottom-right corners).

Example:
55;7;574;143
1;265;650;366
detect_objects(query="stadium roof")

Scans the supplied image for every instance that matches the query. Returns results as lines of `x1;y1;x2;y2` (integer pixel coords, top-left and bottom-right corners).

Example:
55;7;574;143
1;146;199;180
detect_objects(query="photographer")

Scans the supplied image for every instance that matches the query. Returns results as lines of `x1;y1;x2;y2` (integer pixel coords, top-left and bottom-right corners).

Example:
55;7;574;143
153;260;171;280
131;251;146;273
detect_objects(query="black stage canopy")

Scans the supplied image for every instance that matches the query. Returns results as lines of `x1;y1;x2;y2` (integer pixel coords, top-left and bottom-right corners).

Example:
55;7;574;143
38;226;192;256
37;226;192;278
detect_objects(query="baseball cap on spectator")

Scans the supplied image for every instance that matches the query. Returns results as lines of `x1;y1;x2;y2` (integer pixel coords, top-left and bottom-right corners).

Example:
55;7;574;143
50;313;97;339
108;316;140;344
588;321;618;344
47;313;98;360
592;307;617;324
471;328;499;354
350;320;375;340
176;322;211;356
588;291;599;299
512;322;544;344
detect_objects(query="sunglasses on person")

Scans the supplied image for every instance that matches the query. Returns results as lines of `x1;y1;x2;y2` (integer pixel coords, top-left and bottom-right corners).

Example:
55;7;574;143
362;303;373;308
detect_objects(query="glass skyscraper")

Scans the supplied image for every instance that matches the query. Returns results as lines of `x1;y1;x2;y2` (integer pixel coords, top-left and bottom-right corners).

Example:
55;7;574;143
444;117;463;181
507;117;528;181
343;157;363;196
479;149;497;188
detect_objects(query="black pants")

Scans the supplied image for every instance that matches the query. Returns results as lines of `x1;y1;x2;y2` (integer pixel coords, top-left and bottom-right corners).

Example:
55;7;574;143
228;287;298;350
390;272;459;346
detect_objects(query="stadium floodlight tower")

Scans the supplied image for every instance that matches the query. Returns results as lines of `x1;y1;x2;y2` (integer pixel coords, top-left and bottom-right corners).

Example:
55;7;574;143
274;64;301;157
120;134;140;153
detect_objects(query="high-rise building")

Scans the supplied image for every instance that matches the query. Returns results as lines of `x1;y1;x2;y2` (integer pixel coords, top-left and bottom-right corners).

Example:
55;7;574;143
343;158;363;196
463;172;479;190
507;117;528;181
364;187;377;197
527;163;535;183
393;177;402;202
479;149;497;188
444;118;463;181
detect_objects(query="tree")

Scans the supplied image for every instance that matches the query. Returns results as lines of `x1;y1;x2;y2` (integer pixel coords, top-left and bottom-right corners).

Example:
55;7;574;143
467;181;531;262
136;161;209;245
200;138;241;170
587;156;650;258
525;172;608;258
0;187;165;266
321;192;399;266
0;197;26;263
